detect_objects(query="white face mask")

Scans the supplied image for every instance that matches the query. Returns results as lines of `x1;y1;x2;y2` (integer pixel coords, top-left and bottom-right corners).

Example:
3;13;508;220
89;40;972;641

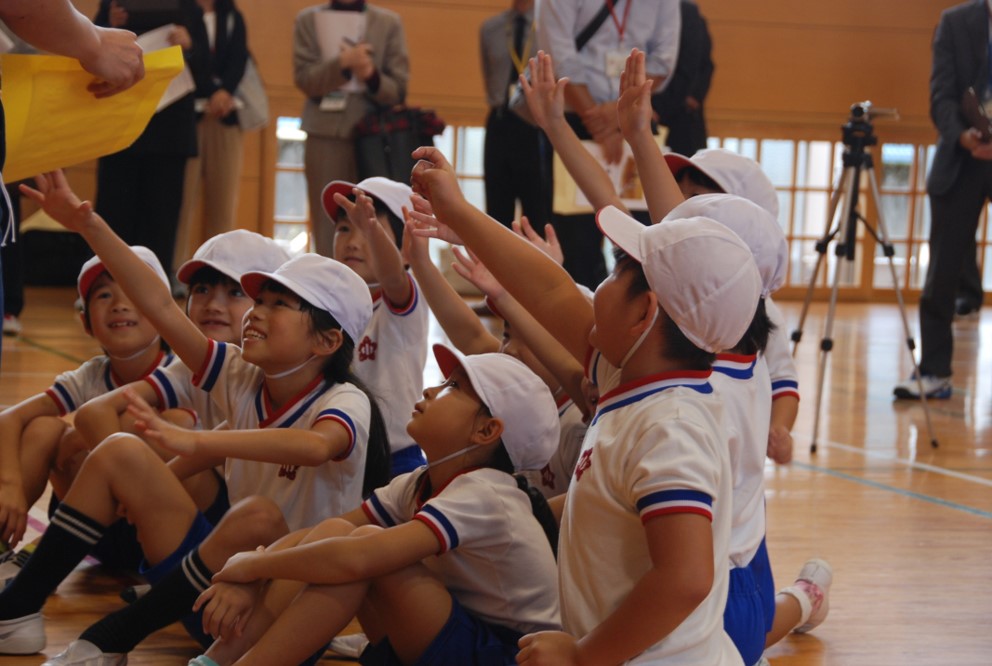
264;355;318;379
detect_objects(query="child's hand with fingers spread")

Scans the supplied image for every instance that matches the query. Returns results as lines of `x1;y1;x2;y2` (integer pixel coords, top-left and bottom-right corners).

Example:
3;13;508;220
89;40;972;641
19;170;98;233
520;50;569;131
617;49;655;143
335;188;380;237
406;207;464;246
123;387;198;457
512;216;564;266
451;246;505;300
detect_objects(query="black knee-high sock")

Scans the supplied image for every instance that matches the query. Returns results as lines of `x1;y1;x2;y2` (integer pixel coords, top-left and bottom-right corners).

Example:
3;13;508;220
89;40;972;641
0;504;106;619
80;548;213;654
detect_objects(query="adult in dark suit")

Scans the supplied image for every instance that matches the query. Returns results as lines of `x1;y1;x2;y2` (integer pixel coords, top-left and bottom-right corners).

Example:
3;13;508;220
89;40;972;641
94;0;210;279
895;0;990;399
651;0;713;157
293;0;409;257
480;0;551;230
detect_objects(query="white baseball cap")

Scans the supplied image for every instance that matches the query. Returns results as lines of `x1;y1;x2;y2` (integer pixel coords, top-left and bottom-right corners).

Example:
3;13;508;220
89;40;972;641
240;254;373;344
78;246;169;301
664;194;788;297
596;207;763;353
321;177;413;223
433;343;560;472
176;230;291;285
665;148;780;218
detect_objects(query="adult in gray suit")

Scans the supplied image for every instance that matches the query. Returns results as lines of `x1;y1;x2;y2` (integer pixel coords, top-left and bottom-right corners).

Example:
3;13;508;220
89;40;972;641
895;0;991;399
293;0;409;257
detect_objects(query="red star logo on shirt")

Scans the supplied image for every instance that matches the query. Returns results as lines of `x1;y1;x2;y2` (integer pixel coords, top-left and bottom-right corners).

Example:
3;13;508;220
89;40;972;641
359;336;378;362
574;448;593;481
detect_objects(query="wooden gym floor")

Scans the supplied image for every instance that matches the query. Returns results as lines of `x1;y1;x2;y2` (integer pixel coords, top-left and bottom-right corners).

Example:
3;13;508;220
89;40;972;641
1;287;990;666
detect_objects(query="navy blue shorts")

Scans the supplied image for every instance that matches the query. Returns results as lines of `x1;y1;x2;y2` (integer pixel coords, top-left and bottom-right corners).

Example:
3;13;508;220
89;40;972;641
359;597;524;666
390;444;427;477
724;538;775;666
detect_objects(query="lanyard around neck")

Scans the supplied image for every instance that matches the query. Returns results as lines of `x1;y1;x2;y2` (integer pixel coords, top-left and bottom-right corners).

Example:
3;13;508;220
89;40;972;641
507;16;534;76
605;0;633;43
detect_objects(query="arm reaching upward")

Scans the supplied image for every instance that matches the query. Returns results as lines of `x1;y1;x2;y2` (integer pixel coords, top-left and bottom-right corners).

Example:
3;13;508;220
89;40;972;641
522;52;626;214
409;149;594;365
21;171;211;373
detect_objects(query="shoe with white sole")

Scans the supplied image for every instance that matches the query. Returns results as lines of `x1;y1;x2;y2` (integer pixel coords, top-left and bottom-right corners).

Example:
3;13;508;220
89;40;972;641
791;558;833;634
893;373;952;400
0;612;45;655
329;632;369;658
41;639;127;665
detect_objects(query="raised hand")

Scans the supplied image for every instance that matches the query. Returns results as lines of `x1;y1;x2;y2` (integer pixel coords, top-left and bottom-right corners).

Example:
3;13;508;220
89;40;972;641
401;207;430;267
616;49;655;143
334;188;379;237
124;388;198;457
19;170;97;233
520;50;568;131
512;216;564;266
451;246;504;300
409;148;465;218
405;206;464;246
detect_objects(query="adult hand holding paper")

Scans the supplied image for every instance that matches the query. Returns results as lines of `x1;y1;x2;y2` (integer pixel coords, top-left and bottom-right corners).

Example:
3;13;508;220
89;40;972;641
0;47;185;183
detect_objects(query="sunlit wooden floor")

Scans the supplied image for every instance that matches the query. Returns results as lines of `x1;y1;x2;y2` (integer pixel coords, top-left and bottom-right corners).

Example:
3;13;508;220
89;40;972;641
2;287;991;666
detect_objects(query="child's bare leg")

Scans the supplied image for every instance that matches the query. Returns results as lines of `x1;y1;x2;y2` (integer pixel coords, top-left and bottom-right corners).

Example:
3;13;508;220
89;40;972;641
765;593;802;647
204;518;359;666
61;432;199;562
18;416;66;506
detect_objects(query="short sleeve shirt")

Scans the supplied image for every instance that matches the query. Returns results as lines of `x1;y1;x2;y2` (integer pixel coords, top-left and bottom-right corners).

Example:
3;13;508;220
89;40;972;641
193;340;371;529
45;351;175;416
363;467;561;634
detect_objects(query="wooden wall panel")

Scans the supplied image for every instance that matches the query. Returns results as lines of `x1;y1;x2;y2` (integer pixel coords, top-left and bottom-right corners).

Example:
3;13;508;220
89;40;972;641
54;1;962;233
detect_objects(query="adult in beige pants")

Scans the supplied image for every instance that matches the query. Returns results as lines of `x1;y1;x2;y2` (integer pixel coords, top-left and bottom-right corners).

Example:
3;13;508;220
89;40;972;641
176;0;251;269
293;0;409;257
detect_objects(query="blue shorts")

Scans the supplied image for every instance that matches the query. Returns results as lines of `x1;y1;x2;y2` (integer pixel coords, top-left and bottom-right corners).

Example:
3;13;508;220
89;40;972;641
390;444;427;477
359;597;524;666
724;538;775;666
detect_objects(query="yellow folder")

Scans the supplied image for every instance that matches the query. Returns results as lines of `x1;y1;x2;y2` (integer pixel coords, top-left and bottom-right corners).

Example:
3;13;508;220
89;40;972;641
1;47;184;183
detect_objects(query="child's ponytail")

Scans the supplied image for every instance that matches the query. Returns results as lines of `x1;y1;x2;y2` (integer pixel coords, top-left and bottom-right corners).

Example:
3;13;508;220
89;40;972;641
299;295;391;497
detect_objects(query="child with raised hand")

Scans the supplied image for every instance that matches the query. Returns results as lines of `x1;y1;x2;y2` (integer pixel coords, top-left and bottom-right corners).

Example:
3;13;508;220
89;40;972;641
321;177;430;477
409;148;762;664
0;245;173;568
0;170;389;662
187;343;562;666
23;230;291;587
614;49;801;466
403;206;588;498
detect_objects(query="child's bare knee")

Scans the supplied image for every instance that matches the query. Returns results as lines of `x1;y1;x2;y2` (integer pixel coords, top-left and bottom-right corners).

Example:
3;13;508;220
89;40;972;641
86;432;154;475
212;496;288;550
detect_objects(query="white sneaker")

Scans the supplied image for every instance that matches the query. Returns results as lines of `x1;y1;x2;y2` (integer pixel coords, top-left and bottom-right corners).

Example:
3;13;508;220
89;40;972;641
0;612;45;655
0;543;36;586
2;314;22;336
329;632;369;658
42;639;127;666
792;558;833;634
893;373;952;400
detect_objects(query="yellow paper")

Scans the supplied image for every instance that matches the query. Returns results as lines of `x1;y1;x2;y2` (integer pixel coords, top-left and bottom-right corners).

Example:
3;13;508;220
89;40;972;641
1;48;184;183
552;128;669;215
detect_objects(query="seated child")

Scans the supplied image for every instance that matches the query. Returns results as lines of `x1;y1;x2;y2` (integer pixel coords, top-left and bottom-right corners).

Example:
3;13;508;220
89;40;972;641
0;170;389;661
0;246;173;574
322;177;430;476
187;344;562;666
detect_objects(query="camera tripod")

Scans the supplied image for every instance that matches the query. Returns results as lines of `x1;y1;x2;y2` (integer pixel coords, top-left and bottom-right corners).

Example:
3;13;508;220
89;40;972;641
790;103;939;453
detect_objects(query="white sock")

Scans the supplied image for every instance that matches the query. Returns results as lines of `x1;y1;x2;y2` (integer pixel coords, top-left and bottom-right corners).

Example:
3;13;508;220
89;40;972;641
778;585;813;628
